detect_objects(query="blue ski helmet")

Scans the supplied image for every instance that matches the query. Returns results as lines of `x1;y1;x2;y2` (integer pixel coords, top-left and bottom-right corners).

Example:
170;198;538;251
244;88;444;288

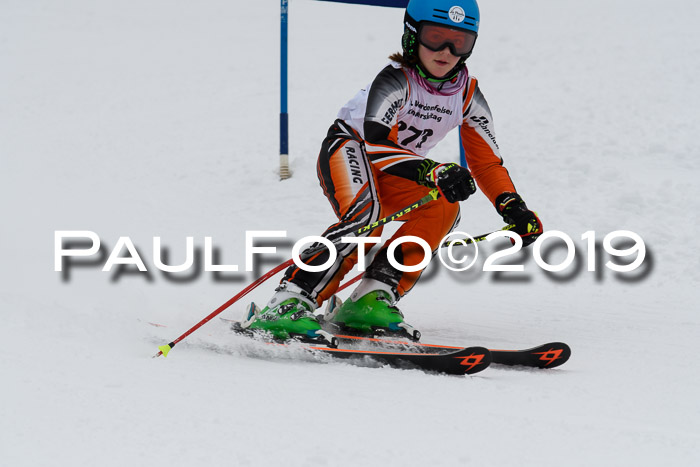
402;0;480;78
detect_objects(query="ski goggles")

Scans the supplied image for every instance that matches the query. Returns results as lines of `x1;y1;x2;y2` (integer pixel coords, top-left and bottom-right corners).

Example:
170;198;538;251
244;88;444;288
418;23;477;57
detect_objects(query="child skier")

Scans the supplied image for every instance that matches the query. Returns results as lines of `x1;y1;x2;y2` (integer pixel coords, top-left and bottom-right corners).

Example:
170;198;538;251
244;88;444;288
241;0;542;345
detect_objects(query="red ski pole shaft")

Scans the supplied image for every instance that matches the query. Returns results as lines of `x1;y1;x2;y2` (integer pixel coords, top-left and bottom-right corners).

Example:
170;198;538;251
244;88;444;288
153;259;294;358
154;189;441;358
337;271;363;293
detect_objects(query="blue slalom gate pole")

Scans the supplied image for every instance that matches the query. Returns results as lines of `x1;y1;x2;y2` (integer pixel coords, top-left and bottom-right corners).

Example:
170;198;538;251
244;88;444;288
280;1;464;177
459;126;467;167
280;0;290;179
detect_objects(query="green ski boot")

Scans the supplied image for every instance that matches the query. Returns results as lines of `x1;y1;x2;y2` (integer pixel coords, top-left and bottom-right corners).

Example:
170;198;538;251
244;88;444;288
240;285;337;347
324;281;421;341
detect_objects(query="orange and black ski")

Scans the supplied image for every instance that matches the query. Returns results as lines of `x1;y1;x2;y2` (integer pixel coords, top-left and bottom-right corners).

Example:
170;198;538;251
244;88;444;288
329;334;571;369
307;345;492;375
227;320;491;375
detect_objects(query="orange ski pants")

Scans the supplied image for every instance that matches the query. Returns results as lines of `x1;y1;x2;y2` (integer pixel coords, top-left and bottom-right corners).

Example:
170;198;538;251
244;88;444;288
283;120;460;306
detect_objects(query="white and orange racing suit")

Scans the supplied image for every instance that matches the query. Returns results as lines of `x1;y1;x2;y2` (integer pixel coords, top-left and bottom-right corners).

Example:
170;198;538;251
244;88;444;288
283;62;517;306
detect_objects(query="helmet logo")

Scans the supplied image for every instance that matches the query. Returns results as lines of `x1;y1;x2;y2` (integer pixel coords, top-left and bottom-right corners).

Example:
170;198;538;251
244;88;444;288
448;6;466;23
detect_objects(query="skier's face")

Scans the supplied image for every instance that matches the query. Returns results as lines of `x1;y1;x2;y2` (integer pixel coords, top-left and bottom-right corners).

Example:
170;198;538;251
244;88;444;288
417;44;460;78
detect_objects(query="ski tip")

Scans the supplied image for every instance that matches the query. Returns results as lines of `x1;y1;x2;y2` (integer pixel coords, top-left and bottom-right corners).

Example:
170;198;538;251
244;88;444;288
452;346;492;375
157;344;172;358
491;341;571;369
533;342;571;368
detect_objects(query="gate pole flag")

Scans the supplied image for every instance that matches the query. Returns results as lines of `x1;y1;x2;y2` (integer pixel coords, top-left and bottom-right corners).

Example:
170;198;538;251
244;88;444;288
316;0;408;6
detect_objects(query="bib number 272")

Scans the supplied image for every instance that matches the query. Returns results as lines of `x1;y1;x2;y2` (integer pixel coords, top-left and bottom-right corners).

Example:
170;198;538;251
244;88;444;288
397;121;433;149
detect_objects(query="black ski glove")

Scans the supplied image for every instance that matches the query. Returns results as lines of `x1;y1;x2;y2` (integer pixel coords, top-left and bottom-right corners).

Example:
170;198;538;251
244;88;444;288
427;163;477;203
495;192;543;247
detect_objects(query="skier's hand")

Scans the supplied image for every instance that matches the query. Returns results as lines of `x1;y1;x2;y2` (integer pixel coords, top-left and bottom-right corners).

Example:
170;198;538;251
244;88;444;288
495;192;543;247
427;163;476;203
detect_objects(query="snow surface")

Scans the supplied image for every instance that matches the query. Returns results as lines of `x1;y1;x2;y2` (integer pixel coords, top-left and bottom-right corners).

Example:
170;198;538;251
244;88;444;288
2;0;700;465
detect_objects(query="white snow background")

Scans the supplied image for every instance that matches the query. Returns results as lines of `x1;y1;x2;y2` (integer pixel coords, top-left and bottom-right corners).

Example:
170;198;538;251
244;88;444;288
2;0;700;466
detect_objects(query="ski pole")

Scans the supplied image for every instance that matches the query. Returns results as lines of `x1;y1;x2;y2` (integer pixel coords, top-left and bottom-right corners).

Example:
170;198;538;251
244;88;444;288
440;223;516;248
336;224;516;294
153;259;294;358
300;188;439;259
154;189;440;358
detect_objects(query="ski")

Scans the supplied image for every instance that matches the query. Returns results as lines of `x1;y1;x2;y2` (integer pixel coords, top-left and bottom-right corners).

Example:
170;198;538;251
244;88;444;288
305;345;492;375
185;318;570;371
319;332;571;369
225;319;490;375
221;317;571;368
